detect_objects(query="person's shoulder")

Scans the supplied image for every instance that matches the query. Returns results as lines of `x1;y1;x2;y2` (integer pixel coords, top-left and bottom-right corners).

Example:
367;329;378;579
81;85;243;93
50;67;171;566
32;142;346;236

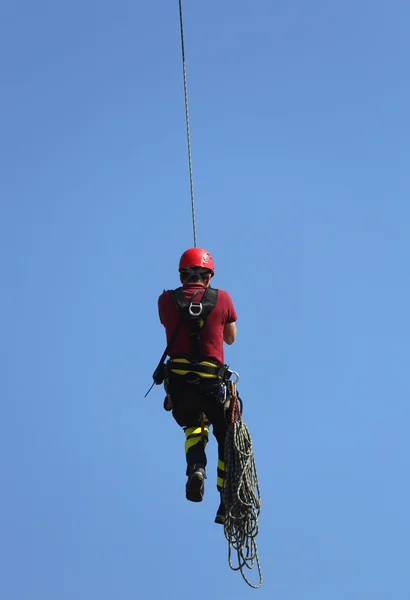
212;288;234;304
158;289;174;303
213;287;232;297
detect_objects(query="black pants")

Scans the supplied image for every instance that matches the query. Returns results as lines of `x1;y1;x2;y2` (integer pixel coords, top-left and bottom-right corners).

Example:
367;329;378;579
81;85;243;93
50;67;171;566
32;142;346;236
166;374;227;492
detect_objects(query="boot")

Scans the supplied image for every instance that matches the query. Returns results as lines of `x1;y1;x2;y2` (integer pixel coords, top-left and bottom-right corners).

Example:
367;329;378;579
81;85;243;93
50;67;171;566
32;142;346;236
214;499;226;525
186;464;206;503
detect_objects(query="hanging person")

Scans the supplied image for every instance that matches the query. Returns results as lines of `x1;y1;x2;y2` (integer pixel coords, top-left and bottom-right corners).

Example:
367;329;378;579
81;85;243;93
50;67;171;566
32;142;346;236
157;248;237;524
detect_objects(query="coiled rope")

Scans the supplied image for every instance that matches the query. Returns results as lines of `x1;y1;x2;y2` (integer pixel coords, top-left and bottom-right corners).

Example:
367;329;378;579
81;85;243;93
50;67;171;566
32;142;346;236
223;394;262;588
178;0;197;247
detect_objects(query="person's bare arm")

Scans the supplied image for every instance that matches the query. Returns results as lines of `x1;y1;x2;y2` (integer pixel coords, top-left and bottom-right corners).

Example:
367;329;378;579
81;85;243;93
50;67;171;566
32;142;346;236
223;322;237;345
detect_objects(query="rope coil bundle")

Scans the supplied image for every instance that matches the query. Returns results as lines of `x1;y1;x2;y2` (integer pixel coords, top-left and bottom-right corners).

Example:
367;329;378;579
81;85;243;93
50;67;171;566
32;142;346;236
223;395;262;588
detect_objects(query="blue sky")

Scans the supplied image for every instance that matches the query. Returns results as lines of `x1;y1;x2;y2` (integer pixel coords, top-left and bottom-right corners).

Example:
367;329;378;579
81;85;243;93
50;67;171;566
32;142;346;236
1;0;410;598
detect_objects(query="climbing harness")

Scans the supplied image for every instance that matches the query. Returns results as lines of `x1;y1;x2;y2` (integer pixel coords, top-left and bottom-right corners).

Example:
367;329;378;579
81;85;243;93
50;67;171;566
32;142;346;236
172;285;218;360
178;0;197;247
223;378;263;589
167;358;229;379
145;286;221;396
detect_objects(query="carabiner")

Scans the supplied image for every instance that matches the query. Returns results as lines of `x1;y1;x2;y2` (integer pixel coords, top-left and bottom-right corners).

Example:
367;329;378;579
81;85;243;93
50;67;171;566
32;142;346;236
227;369;240;384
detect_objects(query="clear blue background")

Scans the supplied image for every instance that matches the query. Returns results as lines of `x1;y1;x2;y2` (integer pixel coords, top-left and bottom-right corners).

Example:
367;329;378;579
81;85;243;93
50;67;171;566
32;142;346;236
1;0;409;598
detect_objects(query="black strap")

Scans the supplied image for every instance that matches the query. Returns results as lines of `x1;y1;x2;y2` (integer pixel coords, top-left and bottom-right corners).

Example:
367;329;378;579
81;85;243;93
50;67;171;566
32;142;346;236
172;286;218;360
159;288;203;365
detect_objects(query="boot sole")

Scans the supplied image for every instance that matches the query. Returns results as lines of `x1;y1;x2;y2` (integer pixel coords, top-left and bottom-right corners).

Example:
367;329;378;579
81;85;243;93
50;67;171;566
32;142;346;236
186;473;205;503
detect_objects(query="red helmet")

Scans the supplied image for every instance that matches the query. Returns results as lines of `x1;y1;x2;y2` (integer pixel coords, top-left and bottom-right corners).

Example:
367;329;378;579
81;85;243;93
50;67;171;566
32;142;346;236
179;248;215;276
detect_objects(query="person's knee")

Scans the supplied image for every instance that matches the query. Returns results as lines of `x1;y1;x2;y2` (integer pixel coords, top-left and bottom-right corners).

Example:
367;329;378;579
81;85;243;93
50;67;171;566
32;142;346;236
172;409;190;428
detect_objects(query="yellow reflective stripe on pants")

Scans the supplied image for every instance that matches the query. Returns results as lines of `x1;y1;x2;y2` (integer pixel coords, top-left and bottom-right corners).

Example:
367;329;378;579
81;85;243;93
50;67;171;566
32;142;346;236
217;459;226;491
185;426;203;437
185;427;209;453
185;435;208;452
217;476;226;490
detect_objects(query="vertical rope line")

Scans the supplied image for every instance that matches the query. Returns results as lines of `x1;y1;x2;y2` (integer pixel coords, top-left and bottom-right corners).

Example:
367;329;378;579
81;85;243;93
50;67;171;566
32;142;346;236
178;0;197;247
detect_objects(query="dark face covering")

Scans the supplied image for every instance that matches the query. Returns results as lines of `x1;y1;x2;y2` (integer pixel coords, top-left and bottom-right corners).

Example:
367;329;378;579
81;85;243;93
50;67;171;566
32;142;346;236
180;266;212;285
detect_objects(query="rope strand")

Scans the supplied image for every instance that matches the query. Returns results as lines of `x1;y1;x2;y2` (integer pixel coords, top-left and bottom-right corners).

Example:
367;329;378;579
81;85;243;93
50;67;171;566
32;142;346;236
178;0;197;247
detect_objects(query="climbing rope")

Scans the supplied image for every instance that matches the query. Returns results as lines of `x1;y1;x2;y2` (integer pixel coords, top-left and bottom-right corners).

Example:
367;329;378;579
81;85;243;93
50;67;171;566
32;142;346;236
175;7;262;584
223;391;262;588
178;0;197;247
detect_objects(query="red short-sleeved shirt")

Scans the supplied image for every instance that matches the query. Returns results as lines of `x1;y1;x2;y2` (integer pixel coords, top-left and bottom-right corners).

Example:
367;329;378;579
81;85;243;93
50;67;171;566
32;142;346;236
158;283;237;364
